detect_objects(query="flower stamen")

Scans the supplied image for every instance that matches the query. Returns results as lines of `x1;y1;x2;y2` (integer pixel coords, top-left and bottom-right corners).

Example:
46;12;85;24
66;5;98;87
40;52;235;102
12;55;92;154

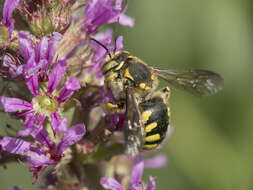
32;94;58;116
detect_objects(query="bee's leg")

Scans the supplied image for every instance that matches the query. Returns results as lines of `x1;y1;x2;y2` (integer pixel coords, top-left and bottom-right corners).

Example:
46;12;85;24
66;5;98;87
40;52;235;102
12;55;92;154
102;79;125;114
101;102;125;114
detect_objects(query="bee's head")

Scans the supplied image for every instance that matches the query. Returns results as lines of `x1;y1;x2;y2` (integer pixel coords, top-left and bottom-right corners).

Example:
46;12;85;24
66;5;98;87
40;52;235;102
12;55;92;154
101;51;130;74
113;51;130;62
91;37;130;74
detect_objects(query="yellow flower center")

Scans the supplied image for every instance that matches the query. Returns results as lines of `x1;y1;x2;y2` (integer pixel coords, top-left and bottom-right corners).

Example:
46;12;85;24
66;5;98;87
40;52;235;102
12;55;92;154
33;94;58;116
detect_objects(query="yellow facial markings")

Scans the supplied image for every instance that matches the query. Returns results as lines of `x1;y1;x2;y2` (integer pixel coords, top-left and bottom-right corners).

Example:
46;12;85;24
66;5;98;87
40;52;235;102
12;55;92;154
143;144;158;149
102;60;118;73
105;73;118;81
139;83;146;89
145;122;157;133
141;111;152;123
151;74;156;80
124;68;134;81
145;86;151;90
114;61;125;71
139;83;151;91
145;134;161;142
128;55;136;59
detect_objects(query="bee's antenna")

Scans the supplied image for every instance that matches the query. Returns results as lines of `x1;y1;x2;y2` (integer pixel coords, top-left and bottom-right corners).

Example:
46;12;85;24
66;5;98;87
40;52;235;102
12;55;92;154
113;19;119;54
90;38;112;59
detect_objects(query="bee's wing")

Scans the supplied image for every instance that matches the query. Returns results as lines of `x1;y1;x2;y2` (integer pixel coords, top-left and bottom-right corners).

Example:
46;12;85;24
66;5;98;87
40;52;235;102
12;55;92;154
124;87;144;156
152;68;224;96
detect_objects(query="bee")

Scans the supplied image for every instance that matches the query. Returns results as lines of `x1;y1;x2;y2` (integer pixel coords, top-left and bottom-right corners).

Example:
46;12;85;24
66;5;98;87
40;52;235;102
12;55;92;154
124;86;171;155
92;39;224;156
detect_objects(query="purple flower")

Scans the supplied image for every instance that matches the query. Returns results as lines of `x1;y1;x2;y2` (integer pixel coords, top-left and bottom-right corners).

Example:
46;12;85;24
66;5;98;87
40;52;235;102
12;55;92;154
0;59;80;135
1;31;62;79
2;0;20;40
1;53;23;78
13;186;22;190
82;0;134;34
101;160;156;190
0;124;86;183
144;154;168;169
17;31;62;79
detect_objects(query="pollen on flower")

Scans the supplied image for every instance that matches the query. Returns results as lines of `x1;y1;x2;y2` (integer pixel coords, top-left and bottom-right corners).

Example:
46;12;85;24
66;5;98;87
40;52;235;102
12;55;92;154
32;94;58;116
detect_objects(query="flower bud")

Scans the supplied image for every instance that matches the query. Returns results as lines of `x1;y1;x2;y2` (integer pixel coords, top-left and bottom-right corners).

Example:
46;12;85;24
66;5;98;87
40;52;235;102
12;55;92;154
18;0;77;37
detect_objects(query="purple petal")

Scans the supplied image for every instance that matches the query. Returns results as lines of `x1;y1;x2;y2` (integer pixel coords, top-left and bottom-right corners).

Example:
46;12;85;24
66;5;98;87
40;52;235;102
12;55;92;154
57;77;80;102
146;176;156;190
29;146;46;156
51;113;67;132
24;59;48;78
91;29;113;64
144;154;168;169
25;75;38;95
115;36;123;52
0;137;30;155
96;71;103;78
18;117;45;138
18;127;34;137
2;0;20;39
57;124;85;155
13;186;22;190
26;151;55;167
119;14;134;27
33;128;51;148
35;35;50;62
19;114;45;134
22;113;35;127
35;32;62;65
22;55;36;76
39;59;50;75
83;0;122;34
2;54;23;78
0;96;32;112
47;60;66;93
18;32;35;62
100;177;123;190
3;0;19;26
47;32;62;64
72;11;79;24
115;0;123;10
131;160;144;185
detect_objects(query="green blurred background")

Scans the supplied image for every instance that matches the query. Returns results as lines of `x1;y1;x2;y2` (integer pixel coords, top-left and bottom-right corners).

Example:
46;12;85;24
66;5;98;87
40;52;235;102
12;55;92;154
1;0;253;189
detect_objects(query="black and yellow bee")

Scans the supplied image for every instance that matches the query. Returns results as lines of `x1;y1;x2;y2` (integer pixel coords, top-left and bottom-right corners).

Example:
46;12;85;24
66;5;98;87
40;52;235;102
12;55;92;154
92;39;223;156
